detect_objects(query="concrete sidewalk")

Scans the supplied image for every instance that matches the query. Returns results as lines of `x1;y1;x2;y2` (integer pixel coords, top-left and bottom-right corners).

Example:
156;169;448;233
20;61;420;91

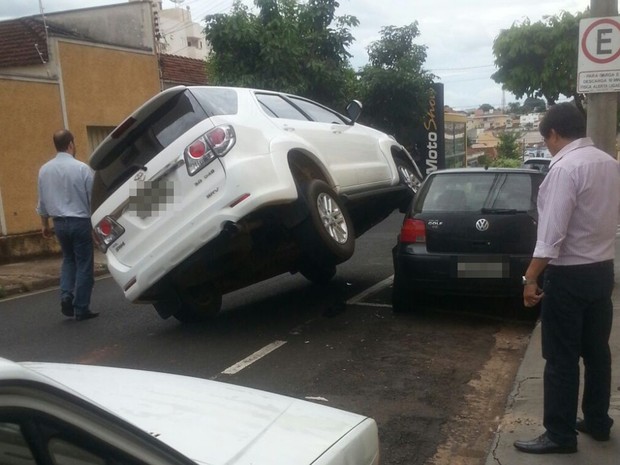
485;240;620;465
0;250;108;298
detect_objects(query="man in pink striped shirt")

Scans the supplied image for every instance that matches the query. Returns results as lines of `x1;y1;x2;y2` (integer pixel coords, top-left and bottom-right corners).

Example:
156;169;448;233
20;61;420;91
514;103;620;454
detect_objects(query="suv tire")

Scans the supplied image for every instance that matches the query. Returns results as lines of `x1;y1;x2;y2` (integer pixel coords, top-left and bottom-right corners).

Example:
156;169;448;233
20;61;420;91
173;286;222;323
297;179;355;265
299;262;337;285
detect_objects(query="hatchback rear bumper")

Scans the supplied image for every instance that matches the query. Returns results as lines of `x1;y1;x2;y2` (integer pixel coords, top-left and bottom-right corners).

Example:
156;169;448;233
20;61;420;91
392;244;532;297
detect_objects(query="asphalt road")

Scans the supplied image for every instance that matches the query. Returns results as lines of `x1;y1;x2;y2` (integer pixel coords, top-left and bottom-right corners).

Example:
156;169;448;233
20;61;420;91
0;211;534;465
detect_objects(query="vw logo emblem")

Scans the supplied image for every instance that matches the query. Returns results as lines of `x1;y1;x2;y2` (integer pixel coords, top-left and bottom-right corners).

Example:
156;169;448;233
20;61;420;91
475;218;489;231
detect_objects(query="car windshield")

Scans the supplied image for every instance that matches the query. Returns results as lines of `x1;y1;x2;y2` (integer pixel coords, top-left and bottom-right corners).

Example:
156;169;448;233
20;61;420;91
416;172;541;213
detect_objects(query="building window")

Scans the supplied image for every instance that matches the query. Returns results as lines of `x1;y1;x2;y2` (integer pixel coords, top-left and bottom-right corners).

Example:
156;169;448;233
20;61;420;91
87;126;116;155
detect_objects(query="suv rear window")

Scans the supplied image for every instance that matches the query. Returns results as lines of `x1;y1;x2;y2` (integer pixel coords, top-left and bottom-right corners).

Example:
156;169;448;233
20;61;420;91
415;172;543;213
91;89;238;211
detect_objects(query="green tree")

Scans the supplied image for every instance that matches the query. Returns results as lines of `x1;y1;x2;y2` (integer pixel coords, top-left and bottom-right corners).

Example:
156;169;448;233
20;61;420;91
479;103;495;113
357;23;434;151
507;102;521;114
522;97;546;113
507;98;546;115
492;131;523;167
203;0;359;107
491;10;588;113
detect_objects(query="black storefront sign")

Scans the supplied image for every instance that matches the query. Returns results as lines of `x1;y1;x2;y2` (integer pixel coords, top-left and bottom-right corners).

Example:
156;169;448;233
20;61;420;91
417;83;445;177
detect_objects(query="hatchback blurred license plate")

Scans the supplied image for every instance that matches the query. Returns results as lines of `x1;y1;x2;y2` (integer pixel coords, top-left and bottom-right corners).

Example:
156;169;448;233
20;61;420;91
457;258;509;278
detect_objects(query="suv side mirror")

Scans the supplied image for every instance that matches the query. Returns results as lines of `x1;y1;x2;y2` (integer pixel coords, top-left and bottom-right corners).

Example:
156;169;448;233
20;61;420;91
345;100;363;125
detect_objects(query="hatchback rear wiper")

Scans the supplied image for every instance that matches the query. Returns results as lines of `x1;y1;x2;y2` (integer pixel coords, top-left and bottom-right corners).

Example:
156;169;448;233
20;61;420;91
481;208;518;214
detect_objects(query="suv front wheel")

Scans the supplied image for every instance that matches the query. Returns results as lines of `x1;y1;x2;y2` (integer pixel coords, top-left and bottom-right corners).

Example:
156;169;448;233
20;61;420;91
296;179;355;273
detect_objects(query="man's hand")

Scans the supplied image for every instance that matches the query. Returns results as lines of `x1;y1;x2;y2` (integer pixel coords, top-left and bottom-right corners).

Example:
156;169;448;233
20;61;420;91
523;283;543;308
40;217;53;238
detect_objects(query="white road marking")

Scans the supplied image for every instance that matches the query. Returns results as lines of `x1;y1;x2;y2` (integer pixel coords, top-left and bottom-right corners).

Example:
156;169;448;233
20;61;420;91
346;275;394;305
353;302;393;308
222;340;287;375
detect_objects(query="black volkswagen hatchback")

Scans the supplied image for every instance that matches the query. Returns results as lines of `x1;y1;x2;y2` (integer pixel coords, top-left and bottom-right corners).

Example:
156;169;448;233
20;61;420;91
392;168;546;313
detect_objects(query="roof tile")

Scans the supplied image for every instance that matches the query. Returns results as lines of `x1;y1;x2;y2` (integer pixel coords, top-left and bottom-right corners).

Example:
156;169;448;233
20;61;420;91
0;18;49;68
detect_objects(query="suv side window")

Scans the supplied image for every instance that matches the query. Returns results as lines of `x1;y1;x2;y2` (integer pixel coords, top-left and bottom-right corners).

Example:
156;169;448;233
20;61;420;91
189;88;238;116
288;97;347;124
256;94;308;120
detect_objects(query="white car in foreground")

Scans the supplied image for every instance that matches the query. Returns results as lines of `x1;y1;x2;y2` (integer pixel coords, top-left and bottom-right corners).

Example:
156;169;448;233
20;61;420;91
89;86;421;323
0;358;379;465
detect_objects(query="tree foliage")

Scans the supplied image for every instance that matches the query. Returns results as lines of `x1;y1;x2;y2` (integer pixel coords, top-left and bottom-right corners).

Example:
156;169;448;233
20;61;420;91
203;0;359;106
496;131;522;159
507;97;546;115
357;23;434;151
490;131;523;167
491;10;588;112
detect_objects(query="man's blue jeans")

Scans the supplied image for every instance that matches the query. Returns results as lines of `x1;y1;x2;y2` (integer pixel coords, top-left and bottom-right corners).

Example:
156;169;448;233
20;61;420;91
53;217;94;314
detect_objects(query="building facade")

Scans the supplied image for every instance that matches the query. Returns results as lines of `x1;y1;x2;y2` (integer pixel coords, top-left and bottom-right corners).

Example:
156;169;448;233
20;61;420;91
0;2;164;261
444;112;467;168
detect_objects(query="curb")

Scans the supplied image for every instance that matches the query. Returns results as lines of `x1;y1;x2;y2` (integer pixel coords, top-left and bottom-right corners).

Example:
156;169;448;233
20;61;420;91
0;265;109;299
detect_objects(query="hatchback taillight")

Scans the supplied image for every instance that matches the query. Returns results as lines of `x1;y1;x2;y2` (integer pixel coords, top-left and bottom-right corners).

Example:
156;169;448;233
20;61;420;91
184;125;236;176
400;218;426;244
93;216;125;253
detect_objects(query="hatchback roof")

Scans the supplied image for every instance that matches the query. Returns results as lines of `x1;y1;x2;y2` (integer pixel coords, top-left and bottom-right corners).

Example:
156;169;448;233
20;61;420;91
430;167;545;175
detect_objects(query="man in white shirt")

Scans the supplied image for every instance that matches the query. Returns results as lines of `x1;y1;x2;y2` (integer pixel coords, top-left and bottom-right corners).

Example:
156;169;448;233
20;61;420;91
37;129;99;322
514;103;620;454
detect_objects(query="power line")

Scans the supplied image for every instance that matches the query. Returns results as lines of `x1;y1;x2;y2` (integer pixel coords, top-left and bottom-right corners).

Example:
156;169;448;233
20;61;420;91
429;64;495;72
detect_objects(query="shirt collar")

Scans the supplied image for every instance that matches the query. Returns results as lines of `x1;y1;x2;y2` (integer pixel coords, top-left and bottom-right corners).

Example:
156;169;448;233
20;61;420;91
549;137;593;167
55;152;73;159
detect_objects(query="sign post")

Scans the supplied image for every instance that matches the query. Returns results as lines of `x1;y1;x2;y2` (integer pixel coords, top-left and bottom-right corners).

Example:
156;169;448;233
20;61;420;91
578;4;619;158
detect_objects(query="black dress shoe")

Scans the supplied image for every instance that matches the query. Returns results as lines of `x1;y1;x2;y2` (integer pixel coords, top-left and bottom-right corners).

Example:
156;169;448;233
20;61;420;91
514;432;577;454
75;311;99;322
61;299;74;317
576;417;612;441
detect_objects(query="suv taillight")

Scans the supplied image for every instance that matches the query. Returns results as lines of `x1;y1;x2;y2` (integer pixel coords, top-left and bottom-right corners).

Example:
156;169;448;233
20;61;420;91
400;218;426;244
184;125;236;176
93;216;125;252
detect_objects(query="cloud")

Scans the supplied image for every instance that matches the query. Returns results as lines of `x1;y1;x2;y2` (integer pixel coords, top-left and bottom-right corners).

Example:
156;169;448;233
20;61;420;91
1;0;590;109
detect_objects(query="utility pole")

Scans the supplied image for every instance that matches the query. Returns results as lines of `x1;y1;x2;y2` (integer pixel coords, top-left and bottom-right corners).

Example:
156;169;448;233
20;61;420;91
587;0;618;157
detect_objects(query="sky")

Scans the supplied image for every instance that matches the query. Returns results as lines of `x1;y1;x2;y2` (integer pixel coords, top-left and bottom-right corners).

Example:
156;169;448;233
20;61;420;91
1;0;591;110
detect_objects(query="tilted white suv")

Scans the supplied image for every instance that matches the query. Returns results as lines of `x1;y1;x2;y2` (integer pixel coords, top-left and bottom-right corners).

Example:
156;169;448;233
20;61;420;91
90;86;422;322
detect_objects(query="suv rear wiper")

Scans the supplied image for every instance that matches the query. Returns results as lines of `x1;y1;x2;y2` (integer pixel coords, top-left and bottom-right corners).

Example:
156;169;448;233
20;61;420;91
481;208;518;214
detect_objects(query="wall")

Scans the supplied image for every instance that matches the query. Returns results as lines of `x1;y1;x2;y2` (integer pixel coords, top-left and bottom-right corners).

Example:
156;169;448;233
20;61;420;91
0;40;160;262
57;39;161;154
0;78;63;235
47;2;155;51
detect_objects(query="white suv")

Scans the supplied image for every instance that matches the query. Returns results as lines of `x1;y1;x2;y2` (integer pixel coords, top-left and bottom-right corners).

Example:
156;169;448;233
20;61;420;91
90;86;421;322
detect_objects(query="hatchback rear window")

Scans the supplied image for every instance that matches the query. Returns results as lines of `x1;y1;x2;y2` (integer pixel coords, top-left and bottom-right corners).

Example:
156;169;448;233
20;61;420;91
415;172;542;213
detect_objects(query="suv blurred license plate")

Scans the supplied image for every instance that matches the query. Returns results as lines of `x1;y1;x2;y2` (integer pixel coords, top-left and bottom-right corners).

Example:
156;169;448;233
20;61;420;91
457;257;509;278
